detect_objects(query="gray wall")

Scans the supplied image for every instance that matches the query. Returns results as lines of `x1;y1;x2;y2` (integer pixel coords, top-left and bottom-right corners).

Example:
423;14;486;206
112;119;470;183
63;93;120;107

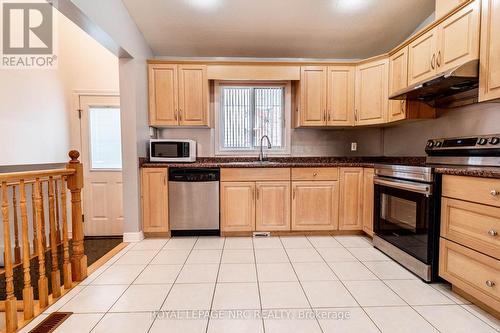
159;127;383;157
383;102;500;156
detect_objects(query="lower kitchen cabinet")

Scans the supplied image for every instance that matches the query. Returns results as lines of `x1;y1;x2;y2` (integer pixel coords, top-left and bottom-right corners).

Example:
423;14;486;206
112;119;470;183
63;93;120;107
141;168;169;233
339;167;364;230
362;168;375;236
220;182;256;232
256;181;291;231
291;181;339;231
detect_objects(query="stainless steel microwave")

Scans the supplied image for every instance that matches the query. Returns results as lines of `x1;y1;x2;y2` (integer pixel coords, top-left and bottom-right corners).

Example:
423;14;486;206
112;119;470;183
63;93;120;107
149;139;197;162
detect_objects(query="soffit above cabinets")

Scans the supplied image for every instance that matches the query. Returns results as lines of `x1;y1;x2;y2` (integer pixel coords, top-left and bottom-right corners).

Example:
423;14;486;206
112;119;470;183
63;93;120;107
122;0;434;59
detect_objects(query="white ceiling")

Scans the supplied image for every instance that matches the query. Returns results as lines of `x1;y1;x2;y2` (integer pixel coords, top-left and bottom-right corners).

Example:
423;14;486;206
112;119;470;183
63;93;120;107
122;0;435;59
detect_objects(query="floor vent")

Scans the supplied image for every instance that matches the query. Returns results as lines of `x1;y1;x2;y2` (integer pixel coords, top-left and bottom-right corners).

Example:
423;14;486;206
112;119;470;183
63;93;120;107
253;232;271;237
29;312;72;333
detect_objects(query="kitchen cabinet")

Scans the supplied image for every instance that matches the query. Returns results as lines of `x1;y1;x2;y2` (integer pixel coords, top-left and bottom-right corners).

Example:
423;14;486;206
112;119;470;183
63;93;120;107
296;66;355;127
479;0;500;102
221;182;256;232
362;168;375;236
408;1;479;85
148;63;209;127
141;168;169;233
436;0;468;19
355;58;389;125
298;66;328;126
389;47;408;122
339;168;364;230
255;181;291;231
327;66;355;126
291;181;339;231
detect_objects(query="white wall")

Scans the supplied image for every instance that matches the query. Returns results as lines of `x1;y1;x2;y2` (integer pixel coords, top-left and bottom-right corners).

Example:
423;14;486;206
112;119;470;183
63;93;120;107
0;12;119;166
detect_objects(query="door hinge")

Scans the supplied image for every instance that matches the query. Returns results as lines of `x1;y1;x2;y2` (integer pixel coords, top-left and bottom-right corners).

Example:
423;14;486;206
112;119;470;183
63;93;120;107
77;109;82;119
82;214;85;222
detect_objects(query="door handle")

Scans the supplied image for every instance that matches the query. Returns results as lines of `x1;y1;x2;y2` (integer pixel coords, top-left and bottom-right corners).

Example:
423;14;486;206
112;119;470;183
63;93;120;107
437;51;441;68
179;109;182;121
354;109;358;122
174;109;178;121
431;54;436;70
327;112;331;122
323;110;326;122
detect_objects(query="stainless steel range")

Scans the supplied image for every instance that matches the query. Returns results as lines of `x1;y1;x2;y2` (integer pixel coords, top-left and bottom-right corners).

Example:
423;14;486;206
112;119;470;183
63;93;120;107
373;134;500;282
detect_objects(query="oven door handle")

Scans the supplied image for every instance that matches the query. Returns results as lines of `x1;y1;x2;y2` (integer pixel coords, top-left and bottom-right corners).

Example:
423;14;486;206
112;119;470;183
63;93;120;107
374;177;432;195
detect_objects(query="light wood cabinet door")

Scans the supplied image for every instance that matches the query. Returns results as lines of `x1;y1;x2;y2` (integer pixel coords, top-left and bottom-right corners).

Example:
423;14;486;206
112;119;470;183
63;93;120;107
408;28;439;85
300;66;327;126
178;65;209;126
355;58;389;125
362;168;375;236
327;66;355;126
436;0;468;19
221;182;255;232
437;0;480;73
339;168;364;230
389;47;408;122
148;64;178;126
255;181;290;231
141;168;169;233
479;0;500;102
291;181;339;231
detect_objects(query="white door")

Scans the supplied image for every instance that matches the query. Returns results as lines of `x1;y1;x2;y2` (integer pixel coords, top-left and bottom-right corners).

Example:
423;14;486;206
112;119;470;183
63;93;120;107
79;95;123;236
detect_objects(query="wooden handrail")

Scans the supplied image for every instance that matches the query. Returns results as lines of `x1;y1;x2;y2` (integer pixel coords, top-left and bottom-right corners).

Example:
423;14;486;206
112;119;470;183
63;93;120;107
0;150;86;333
0;169;74;183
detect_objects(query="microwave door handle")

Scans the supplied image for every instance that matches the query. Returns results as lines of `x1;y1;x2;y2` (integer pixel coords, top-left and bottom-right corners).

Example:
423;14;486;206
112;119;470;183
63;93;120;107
373;177;432;195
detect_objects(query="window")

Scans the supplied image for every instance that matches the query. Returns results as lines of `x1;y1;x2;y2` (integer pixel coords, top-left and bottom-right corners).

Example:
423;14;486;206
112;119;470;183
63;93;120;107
216;82;290;155
89;107;122;169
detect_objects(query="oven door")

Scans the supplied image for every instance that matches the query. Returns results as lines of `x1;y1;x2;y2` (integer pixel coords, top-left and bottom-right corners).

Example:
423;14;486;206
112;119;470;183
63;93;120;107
373;177;435;264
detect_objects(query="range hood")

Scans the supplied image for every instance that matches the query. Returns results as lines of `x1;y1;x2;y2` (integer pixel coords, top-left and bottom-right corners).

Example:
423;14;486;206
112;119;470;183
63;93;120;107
389;60;479;108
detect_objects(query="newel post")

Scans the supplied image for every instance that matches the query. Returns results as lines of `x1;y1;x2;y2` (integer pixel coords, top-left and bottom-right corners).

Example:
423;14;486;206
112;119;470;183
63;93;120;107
66;150;87;281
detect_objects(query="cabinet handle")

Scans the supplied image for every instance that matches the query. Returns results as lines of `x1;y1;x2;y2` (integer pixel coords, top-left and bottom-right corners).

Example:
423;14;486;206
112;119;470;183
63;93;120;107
437;51;442;67
313;172;318;177
256;188;259;200
293;189;296;199
179;109;182;121
252;188;255;201
485;280;496;288
488;229;498;236
490;189;499;196
327;112;331;122
354;109;358;122
400;101;405;114
323;111;326;122
174;109;178;121
431;54;436;70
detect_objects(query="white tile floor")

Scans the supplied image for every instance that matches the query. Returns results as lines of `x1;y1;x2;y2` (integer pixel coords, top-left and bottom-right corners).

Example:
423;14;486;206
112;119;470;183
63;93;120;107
18;235;500;333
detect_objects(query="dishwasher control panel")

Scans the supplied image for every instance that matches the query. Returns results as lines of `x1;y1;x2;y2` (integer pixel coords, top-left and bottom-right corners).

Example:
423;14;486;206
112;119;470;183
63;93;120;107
169;168;220;182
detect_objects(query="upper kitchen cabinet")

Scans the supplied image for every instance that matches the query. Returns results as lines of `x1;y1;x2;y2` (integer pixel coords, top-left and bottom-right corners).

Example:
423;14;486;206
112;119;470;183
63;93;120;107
389;47;409;122
327;66;355;126
479;0;500;102
437;0;480;73
355;57;389;125
298;66;328;126
408;0;479;85
436;0;469;19
148;63;209;127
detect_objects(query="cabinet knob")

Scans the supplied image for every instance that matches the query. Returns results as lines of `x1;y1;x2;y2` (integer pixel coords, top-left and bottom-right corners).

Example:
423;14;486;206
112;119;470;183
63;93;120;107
488;229;498;236
313;172;318;177
490;189;499;196
485;280;496;288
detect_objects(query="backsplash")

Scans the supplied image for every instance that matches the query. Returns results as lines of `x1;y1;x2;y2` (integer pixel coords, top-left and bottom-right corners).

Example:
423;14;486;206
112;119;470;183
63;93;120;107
158;127;383;157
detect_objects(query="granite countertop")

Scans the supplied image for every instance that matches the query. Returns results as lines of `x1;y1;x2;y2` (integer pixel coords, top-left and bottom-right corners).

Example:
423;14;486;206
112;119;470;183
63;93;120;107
140;156;500;179
140;156;426;169
433;165;500;179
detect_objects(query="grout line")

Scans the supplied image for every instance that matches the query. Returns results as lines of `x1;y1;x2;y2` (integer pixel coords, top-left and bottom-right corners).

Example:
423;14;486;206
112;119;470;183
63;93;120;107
205;236;226;333
278;236;325;333
458;304;500;331
251;236;266;333
146;236;199;333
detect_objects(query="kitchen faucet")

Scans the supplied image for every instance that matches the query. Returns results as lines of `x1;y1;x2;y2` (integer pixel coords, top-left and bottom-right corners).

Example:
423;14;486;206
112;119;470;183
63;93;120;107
259;135;272;162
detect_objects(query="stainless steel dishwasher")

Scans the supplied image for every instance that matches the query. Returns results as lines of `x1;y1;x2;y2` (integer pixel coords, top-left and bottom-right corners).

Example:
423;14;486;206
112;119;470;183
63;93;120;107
168;168;220;236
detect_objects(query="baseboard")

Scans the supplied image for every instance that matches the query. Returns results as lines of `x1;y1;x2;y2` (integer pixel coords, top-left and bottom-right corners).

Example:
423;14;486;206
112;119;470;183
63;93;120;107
123;231;144;243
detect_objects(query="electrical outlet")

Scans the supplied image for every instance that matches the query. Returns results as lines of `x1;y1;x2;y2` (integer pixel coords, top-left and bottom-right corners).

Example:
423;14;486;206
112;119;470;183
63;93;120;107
351;142;357;151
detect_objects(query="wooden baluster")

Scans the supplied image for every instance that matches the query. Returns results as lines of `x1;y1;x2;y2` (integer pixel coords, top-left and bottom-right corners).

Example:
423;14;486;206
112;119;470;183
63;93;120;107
11;185;21;263
39;180;47;249
67;150;88;281
55;180;62;244
48;177;61;298
19;180;34;320
61;176;72;289
31;183;38;254
34;178;49;308
2;182;18;333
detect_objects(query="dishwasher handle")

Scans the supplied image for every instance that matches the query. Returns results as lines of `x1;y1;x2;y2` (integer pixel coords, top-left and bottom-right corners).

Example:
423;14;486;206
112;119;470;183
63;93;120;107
168;168;220;182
